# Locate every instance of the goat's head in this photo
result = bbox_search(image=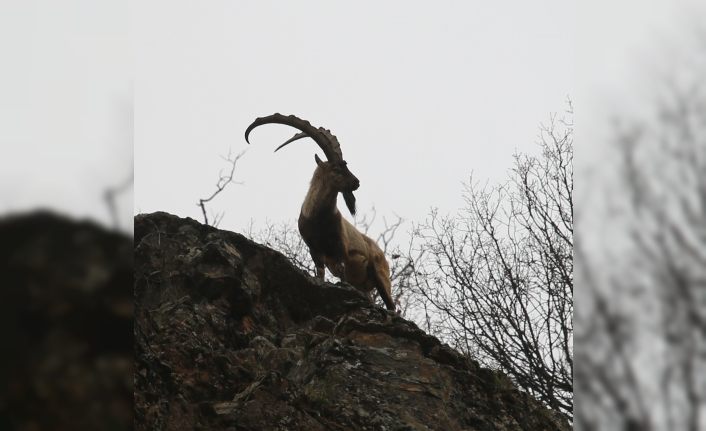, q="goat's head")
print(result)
[245,114,360,215]
[313,154,360,214]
